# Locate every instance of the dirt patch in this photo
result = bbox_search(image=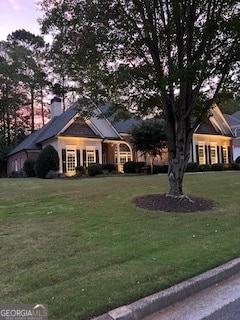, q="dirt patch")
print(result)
[134,194,215,213]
